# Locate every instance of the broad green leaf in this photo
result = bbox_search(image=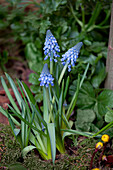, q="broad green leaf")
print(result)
[105,110,113,123]
[76,109,96,123]
[29,73,40,85]
[25,42,43,72]
[35,93,43,103]
[30,85,40,93]
[77,81,96,109]
[91,67,106,88]
[75,109,96,132]
[75,122,91,132]
[97,90,113,116]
